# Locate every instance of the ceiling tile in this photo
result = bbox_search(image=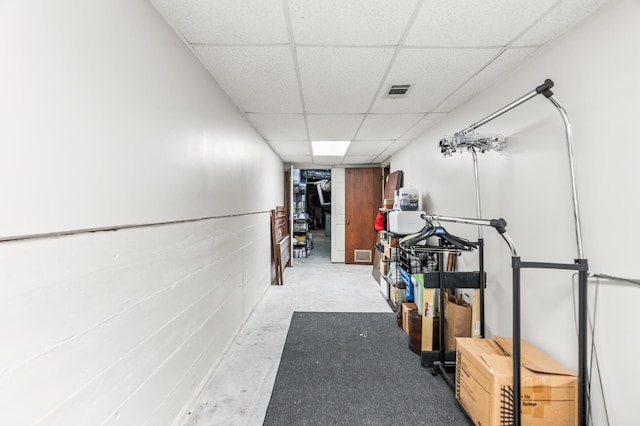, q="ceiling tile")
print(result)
[381,139,412,158]
[513,0,609,47]
[343,155,378,165]
[194,46,302,113]
[280,155,313,164]
[347,140,395,156]
[370,48,501,113]
[149,0,289,44]
[268,140,311,156]
[405,0,557,47]
[374,153,390,163]
[307,114,364,140]
[297,47,395,113]
[357,114,424,140]
[381,139,411,156]
[246,113,307,140]
[399,113,448,139]
[436,47,538,112]
[288,0,419,45]
[313,156,344,165]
